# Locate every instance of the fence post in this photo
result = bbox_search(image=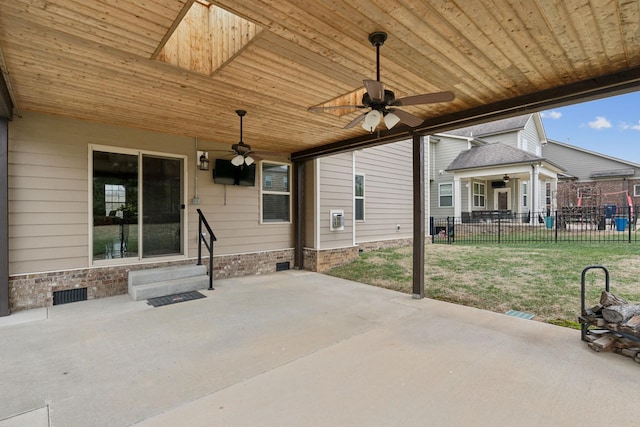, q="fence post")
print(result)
[554,209,558,243]
[430,217,434,244]
[497,215,501,244]
[629,207,632,243]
